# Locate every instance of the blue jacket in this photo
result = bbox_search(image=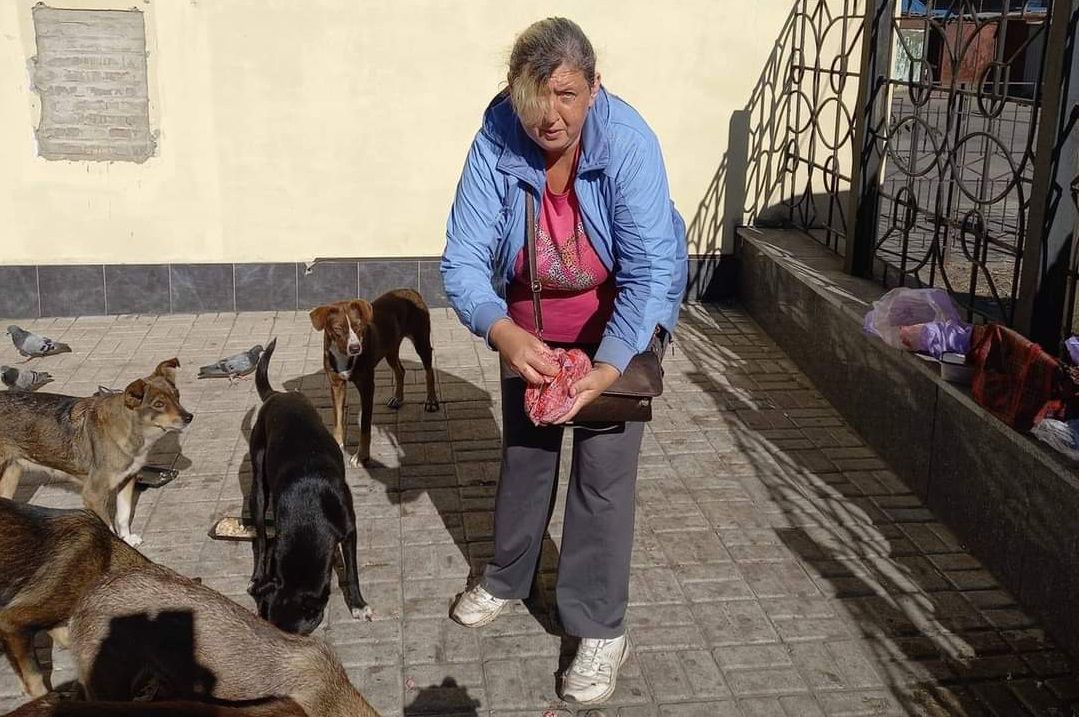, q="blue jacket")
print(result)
[441,87,688,372]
